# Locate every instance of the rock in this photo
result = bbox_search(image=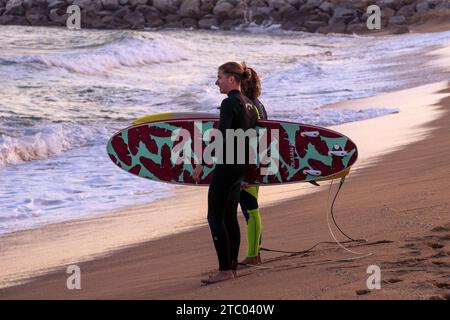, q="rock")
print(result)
[305,0,322,7]
[198,15,218,28]
[278,4,297,18]
[229,6,246,19]
[267,0,286,10]
[390,25,409,34]
[304,19,326,32]
[96,10,114,16]
[48,0,67,10]
[213,1,234,19]
[428,0,445,9]
[251,7,273,24]
[5,0,25,16]
[220,18,235,30]
[165,20,183,28]
[113,5,131,17]
[145,14,164,27]
[122,10,146,28]
[281,19,304,30]
[178,0,201,18]
[346,22,368,33]
[270,9,282,22]
[49,7,69,24]
[298,1,319,14]
[382,6,396,19]
[0,15,14,24]
[153,0,179,14]
[249,0,267,6]
[135,4,157,15]
[181,17,198,28]
[415,1,429,15]
[119,0,129,4]
[217,0,238,5]
[34,0,48,9]
[165,13,180,22]
[72,0,94,9]
[102,0,120,10]
[22,0,33,9]
[316,21,346,33]
[25,8,49,26]
[102,15,130,28]
[281,9,303,29]
[12,15,29,25]
[129,0,148,6]
[286,0,304,9]
[376,0,402,10]
[81,13,102,28]
[389,15,406,25]
[254,6,273,16]
[329,6,355,24]
[200,0,215,11]
[396,4,415,17]
[318,1,333,14]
